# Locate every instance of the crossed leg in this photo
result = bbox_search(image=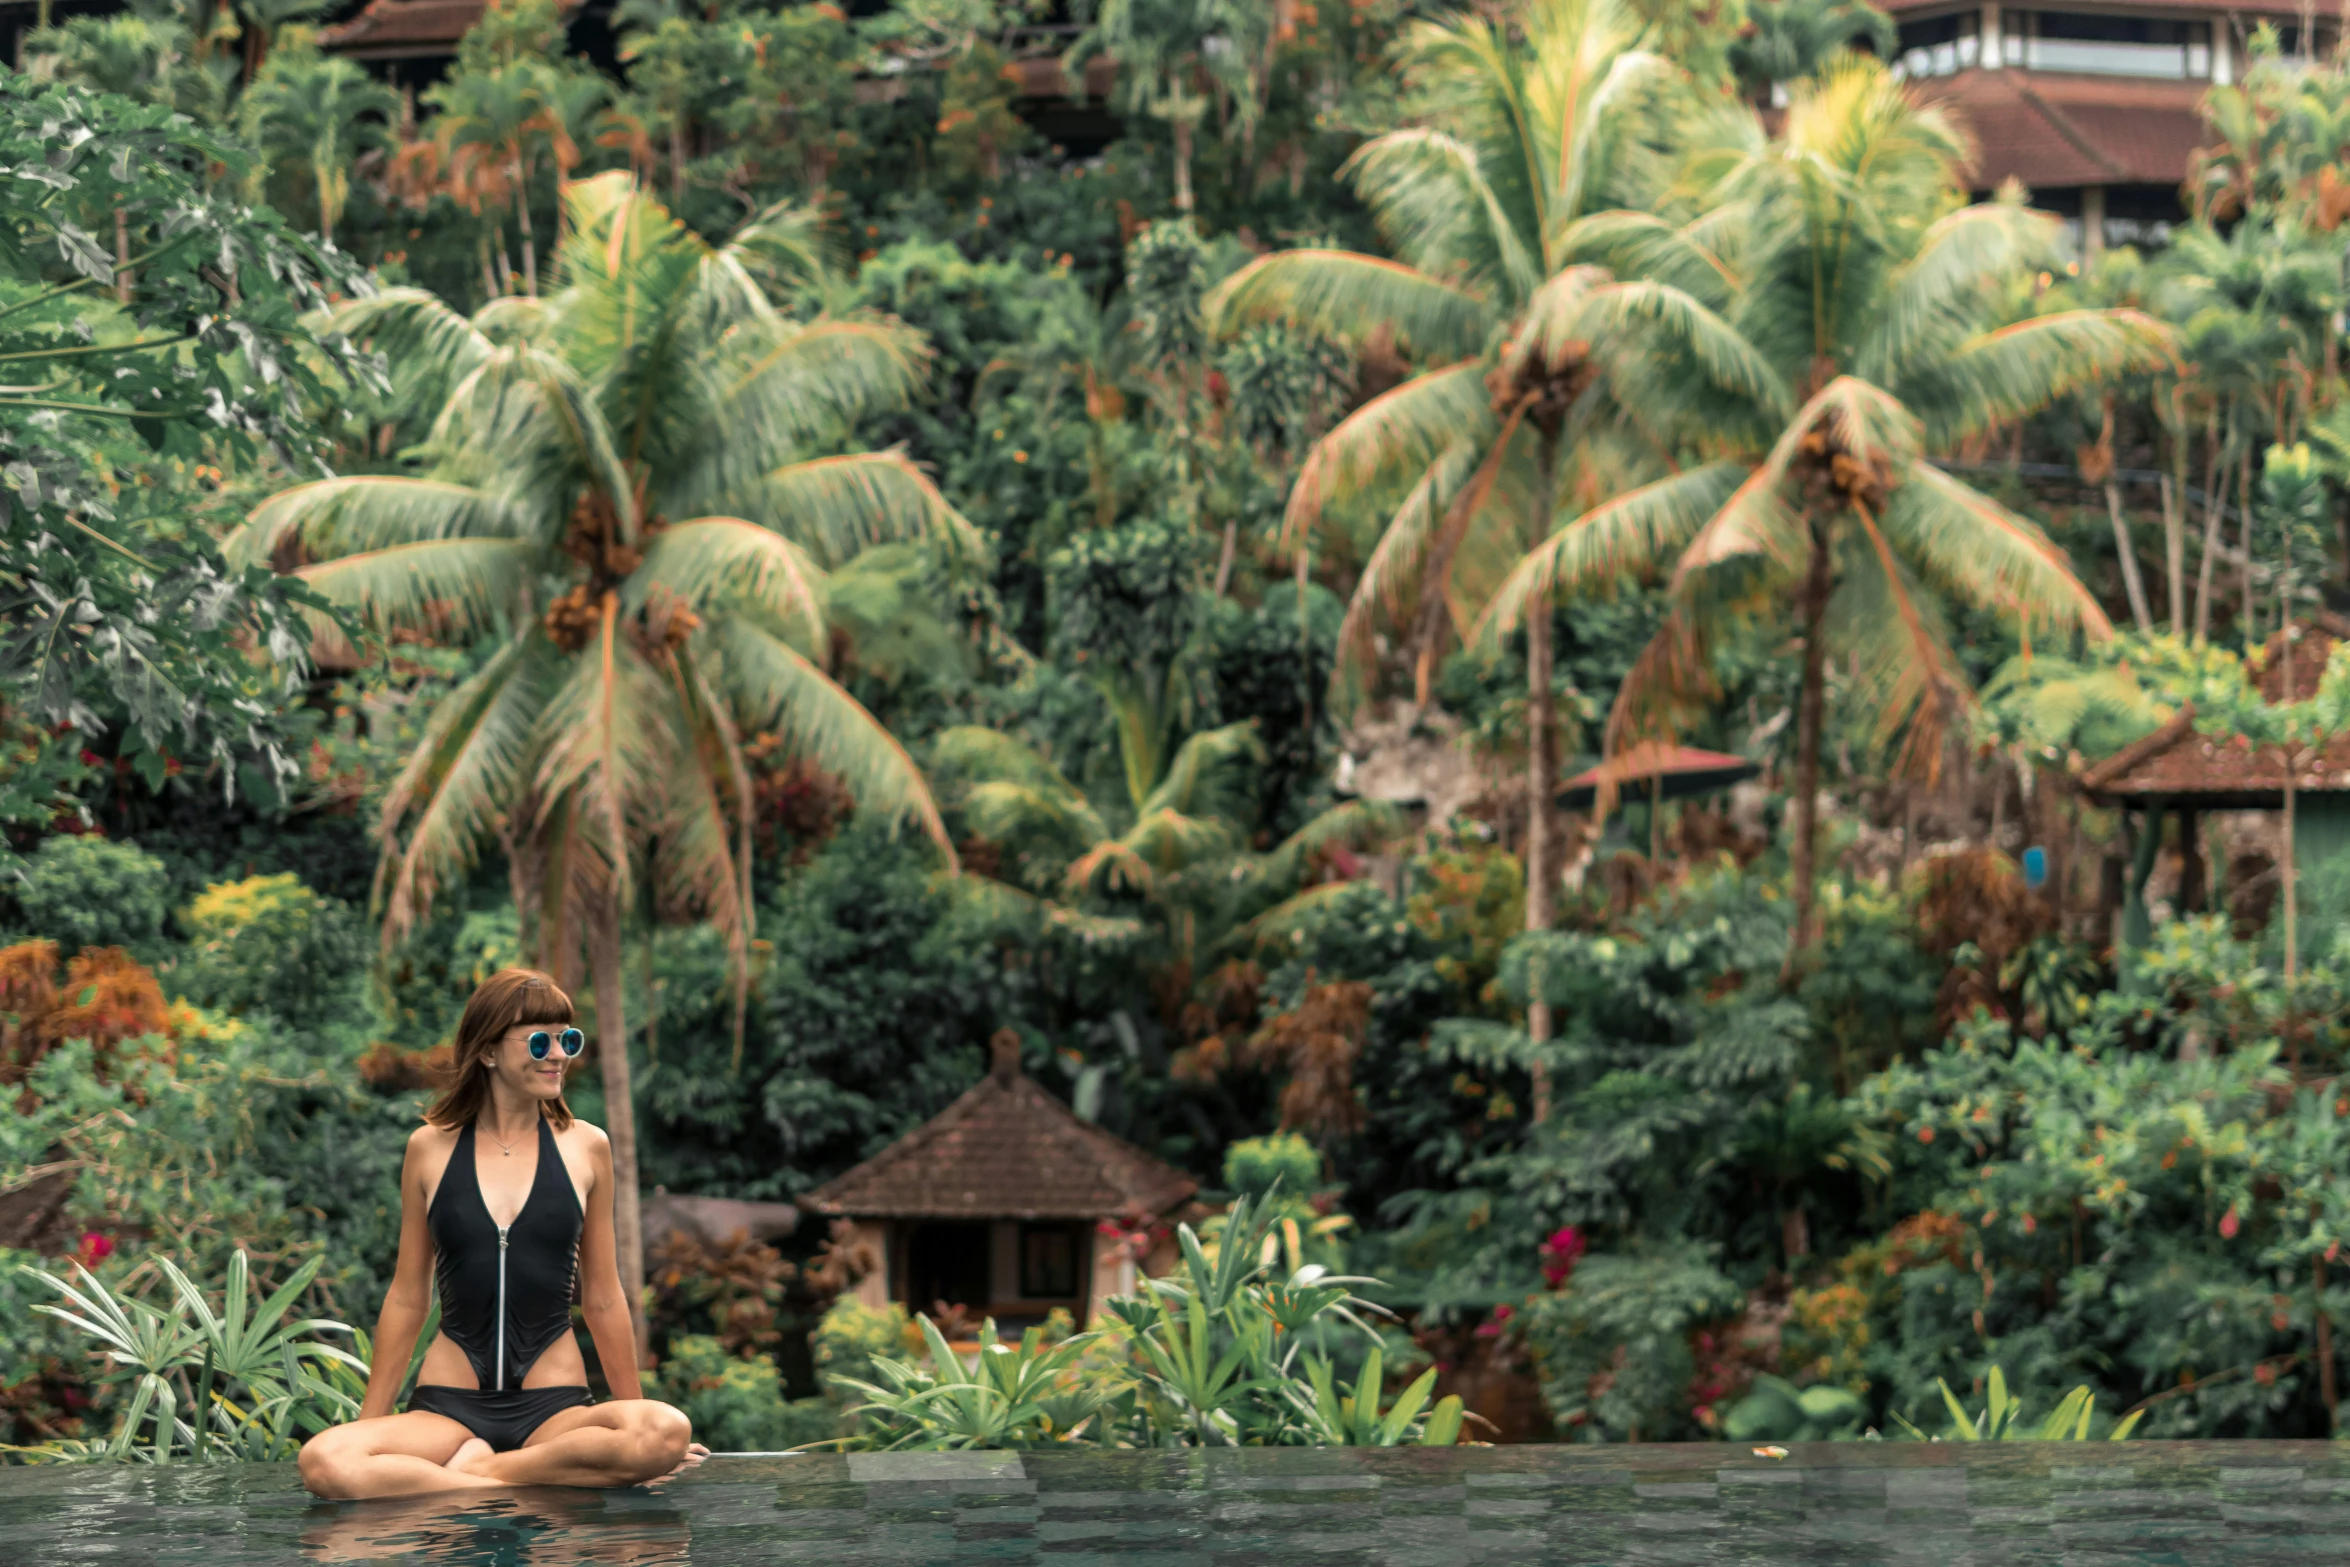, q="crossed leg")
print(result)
[298,1410,488,1499]
[299,1401,698,1500]
[445,1400,697,1489]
